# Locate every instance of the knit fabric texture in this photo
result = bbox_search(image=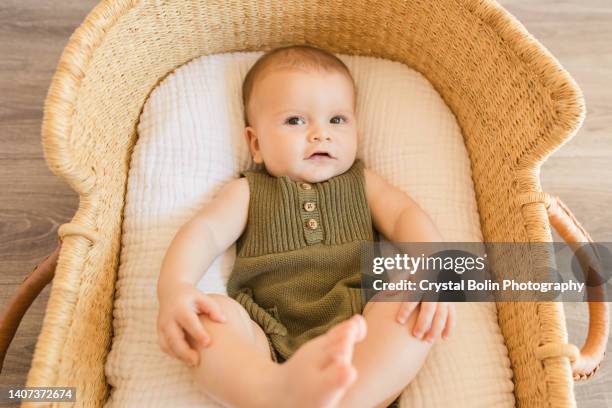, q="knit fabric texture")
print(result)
[226,158,377,362]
